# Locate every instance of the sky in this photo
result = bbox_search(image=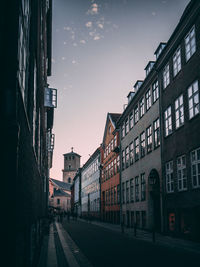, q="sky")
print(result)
[48,0,190,181]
